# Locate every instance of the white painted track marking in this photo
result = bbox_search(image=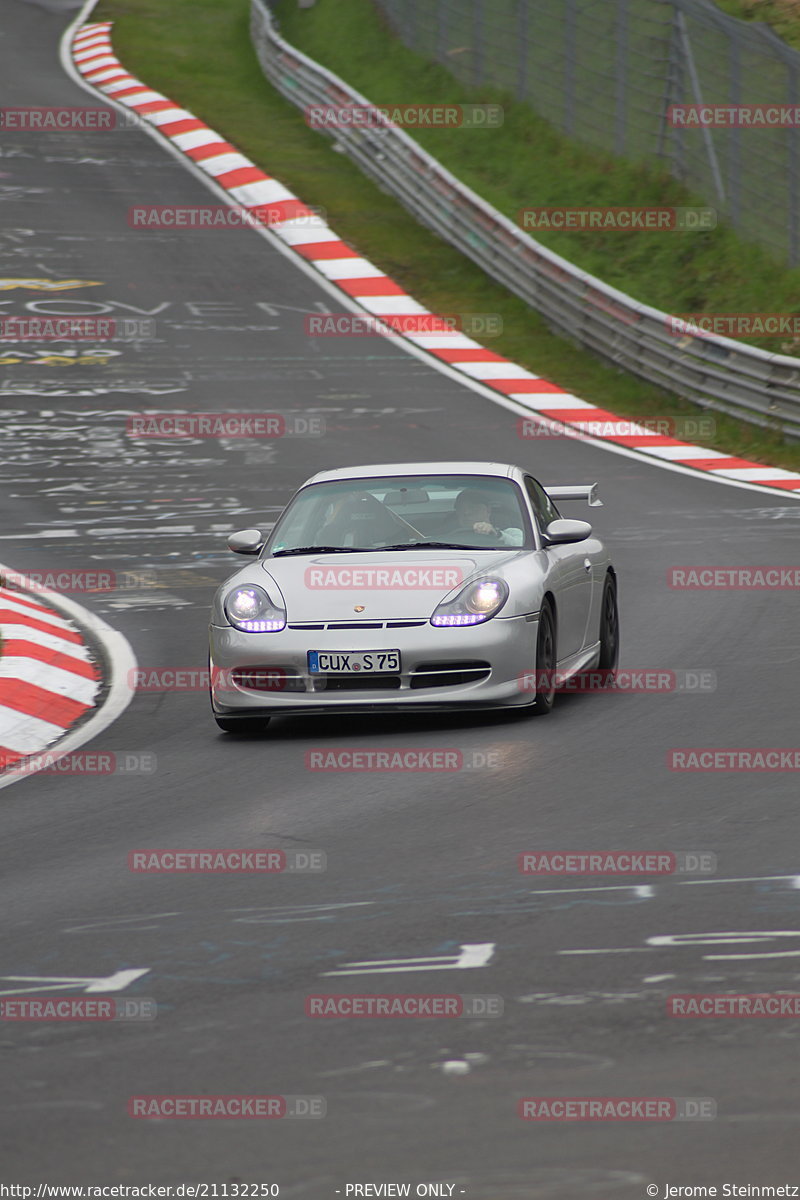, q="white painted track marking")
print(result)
[0,968,150,997]
[324,942,495,976]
